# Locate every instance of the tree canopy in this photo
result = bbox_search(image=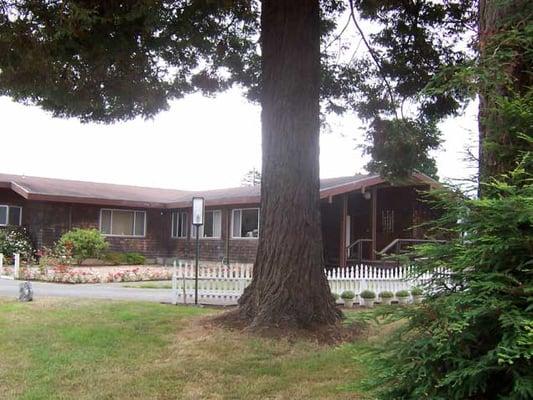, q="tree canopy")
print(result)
[1,0,482,180]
